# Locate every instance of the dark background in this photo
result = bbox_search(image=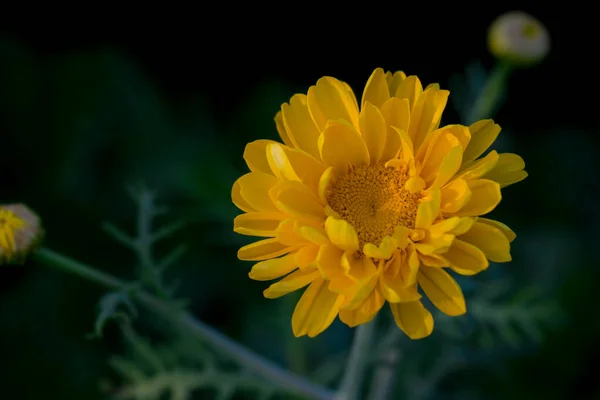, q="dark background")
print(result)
[1,7,598,400]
